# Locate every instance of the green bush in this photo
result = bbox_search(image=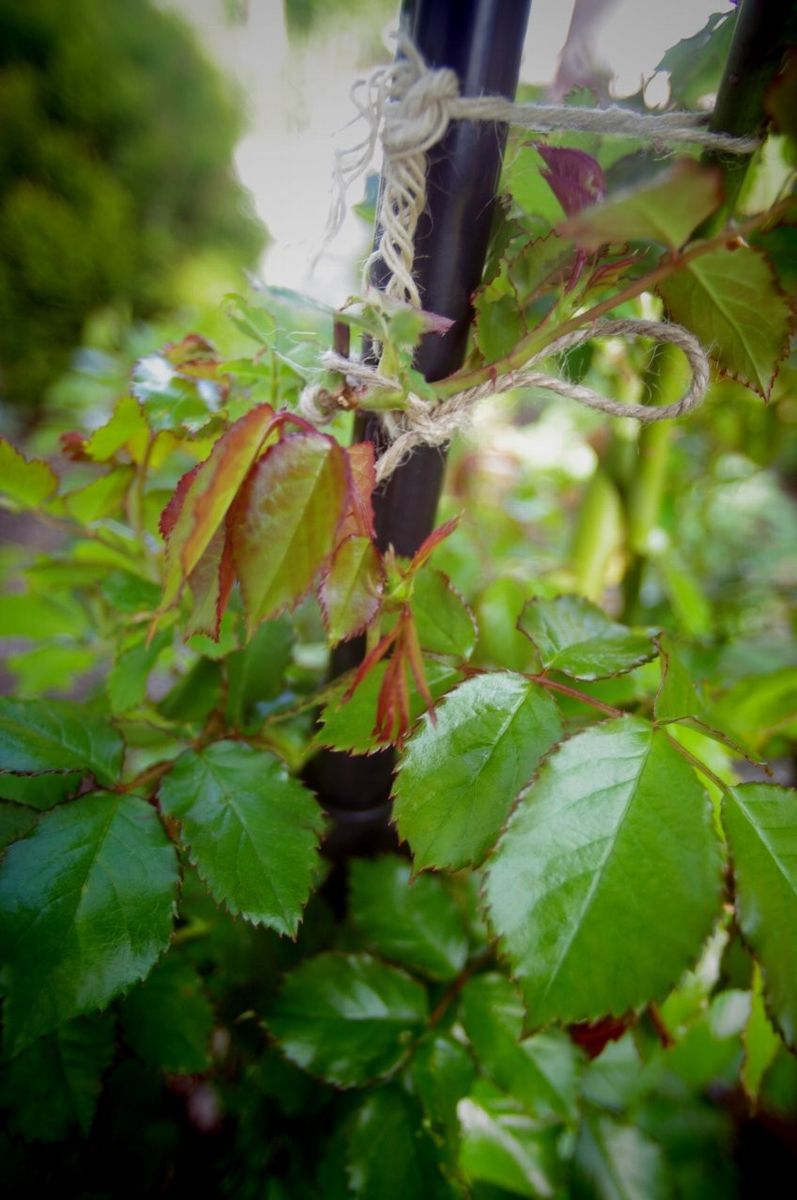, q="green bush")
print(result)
[0,0,264,411]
